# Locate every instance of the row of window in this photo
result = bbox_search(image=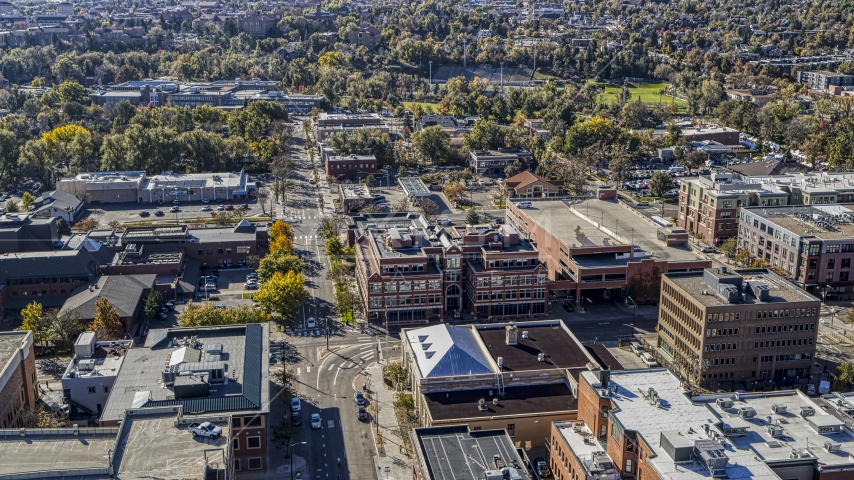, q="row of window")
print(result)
[233,458,263,471]
[196,246,251,255]
[754,353,812,362]
[474,289,546,301]
[753,338,814,348]
[382,264,426,274]
[704,357,736,367]
[369,295,442,308]
[475,275,546,287]
[704,343,736,352]
[370,280,442,294]
[486,259,538,268]
[753,322,816,334]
